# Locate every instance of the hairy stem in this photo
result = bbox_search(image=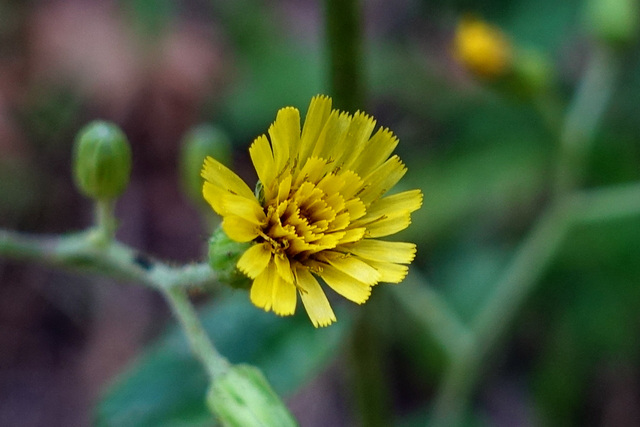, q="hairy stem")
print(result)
[0,229,218,289]
[162,286,230,379]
